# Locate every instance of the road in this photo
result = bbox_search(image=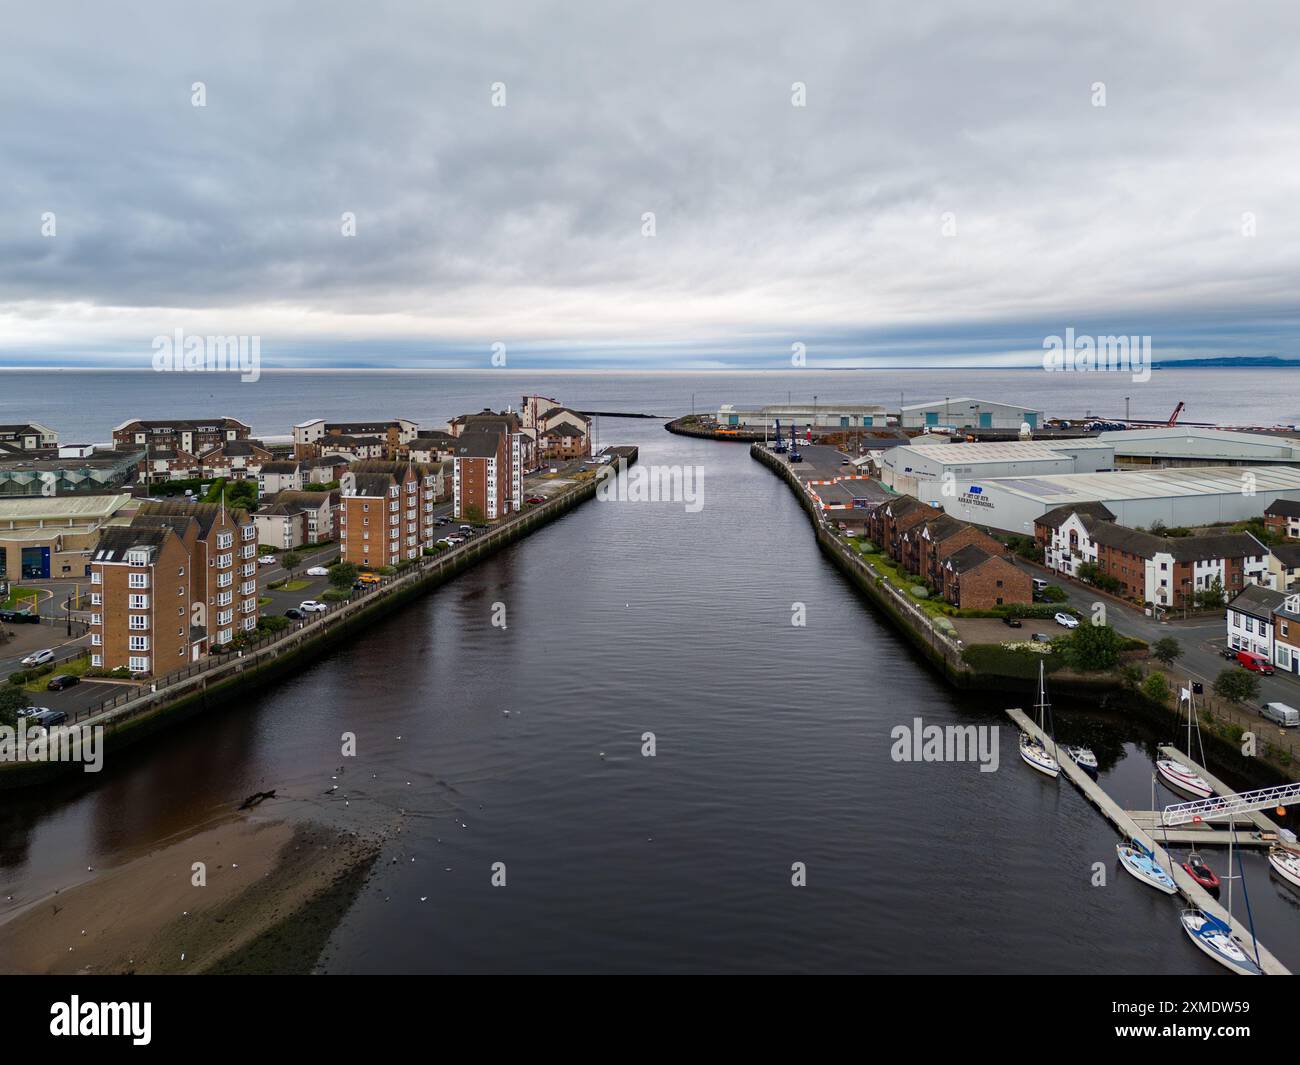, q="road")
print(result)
[1016,559,1300,708]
